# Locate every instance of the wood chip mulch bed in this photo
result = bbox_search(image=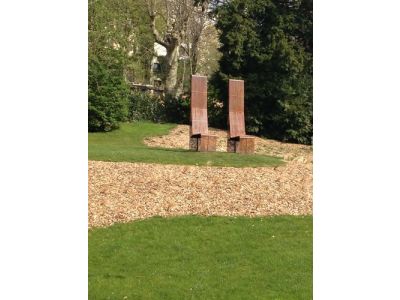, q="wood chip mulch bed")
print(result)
[89,125,312,228]
[144,125,312,163]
